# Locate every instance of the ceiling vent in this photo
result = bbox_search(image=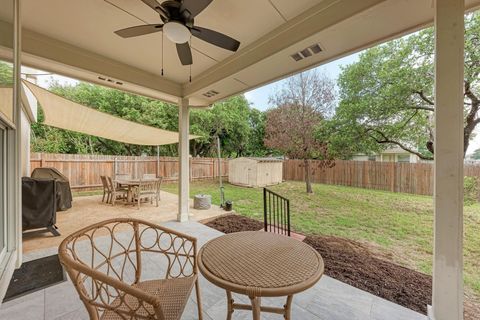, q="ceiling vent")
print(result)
[98,76,123,86]
[203,90,219,98]
[290,43,323,62]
